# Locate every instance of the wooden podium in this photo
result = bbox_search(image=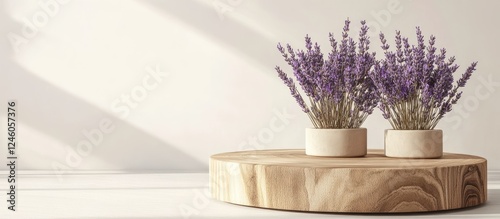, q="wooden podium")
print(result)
[210,149,487,213]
